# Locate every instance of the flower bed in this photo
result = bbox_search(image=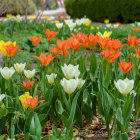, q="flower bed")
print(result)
[0,16,140,139]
